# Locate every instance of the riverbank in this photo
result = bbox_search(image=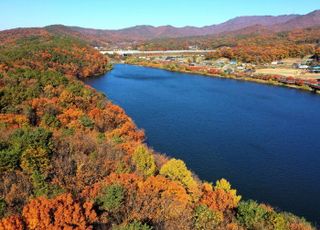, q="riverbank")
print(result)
[124,61,320,94]
[86,64,320,226]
